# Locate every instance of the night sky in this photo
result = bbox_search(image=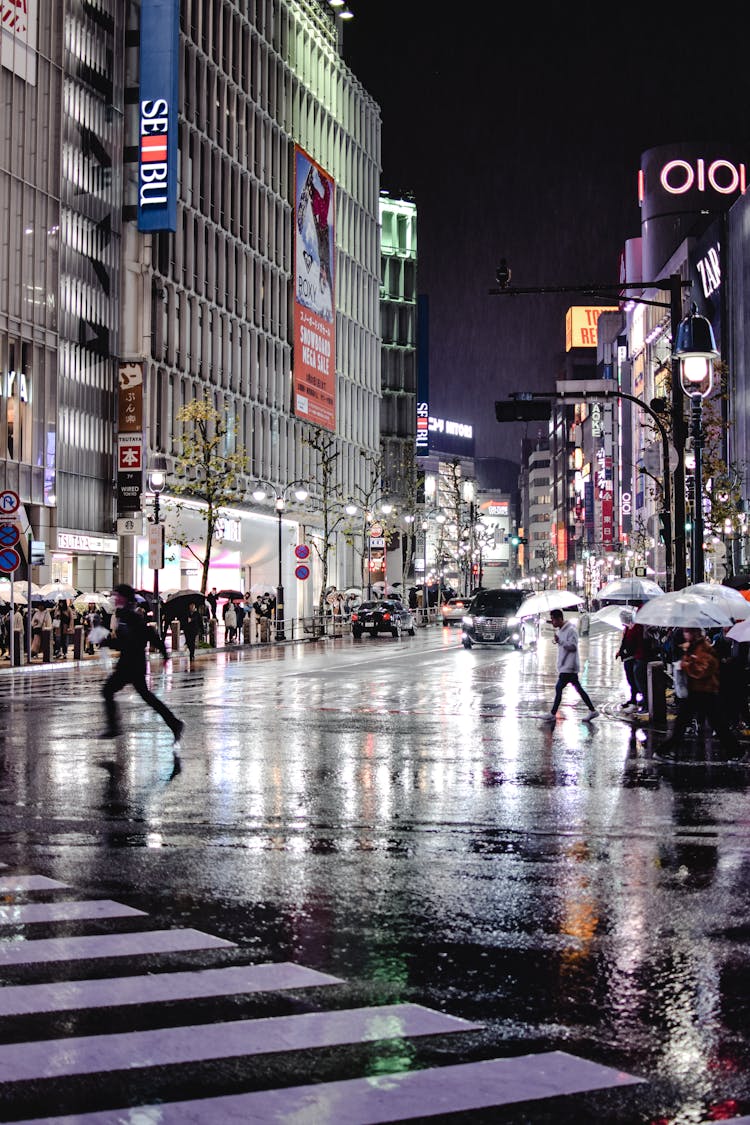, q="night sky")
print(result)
[342,6,750,466]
